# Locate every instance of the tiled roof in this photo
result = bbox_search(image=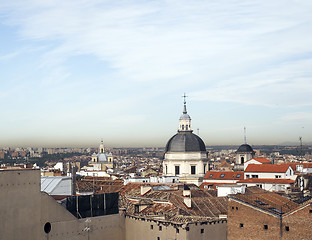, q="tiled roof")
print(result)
[245,164,290,173]
[200,182,236,190]
[203,171,244,180]
[246,158,271,164]
[76,178,124,193]
[229,187,299,215]
[238,178,295,184]
[287,162,312,171]
[119,184,228,222]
